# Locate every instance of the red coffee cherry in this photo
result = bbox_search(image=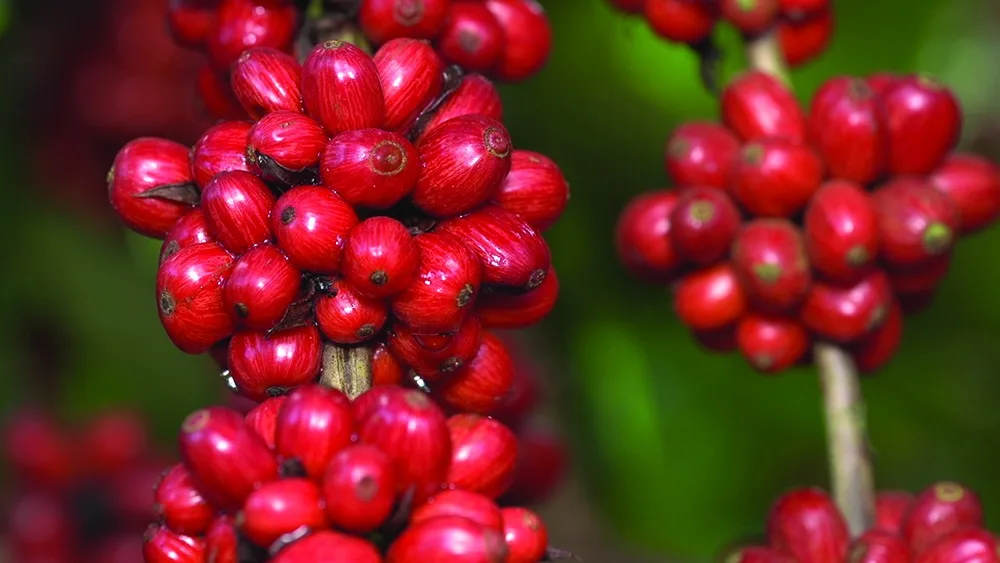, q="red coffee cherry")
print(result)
[359,0,452,45]
[878,75,962,175]
[485,0,553,82]
[375,38,446,133]
[387,515,509,563]
[143,524,206,563]
[223,244,301,330]
[302,40,385,135]
[721,0,780,36]
[166,0,216,49]
[320,128,420,209]
[154,464,214,537]
[809,76,885,185]
[239,478,325,548]
[271,185,359,274]
[615,189,684,284]
[851,300,903,374]
[767,487,850,563]
[874,490,915,535]
[206,0,296,71]
[866,73,900,97]
[803,180,880,284]
[156,242,235,354]
[501,507,549,563]
[886,253,951,297]
[673,263,747,331]
[161,209,215,265]
[247,111,328,177]
[202,170,276,255]
[670,185,742,266]
[736,314,810,373]
[731,219,812,313]
[388,314,483,380]
[412,490,504,531]
[913,529,1000,563]
[274,384,353,479]
[644,0,717,44]
[801,269,893,343]
[873,177,960,267]
[108,137,195,238]
[372,341,408,386]
[903,482,985,554]
[930,154,1000,234]
[778,10,834,67]
[722,70,807,143]
[607,0,645,13]
[446,413,518,499]
[691,325,739,353]
[418,74,504,140]
[477,264,559,329]
[244,395,288,449]
[206,516,239,563]
[197,64,250,121]
[437,330,515,413]
[731,138,824,217]
[315,278,389,344]
[272,531,382,563]
[2,410,74,487]
[322,444,397,533]
[848,530,911,563]
[778,0,830,19]
[499,426,566,506]
[79,410,148,476]
[664,122,742,190]
[728,547,799,563]
[342,217,421,299]
[495,149,570,232]
[178,407,279,510]
[438,2,504,73]
[230,47,303,119]
[191,121,252,188]
[227,326,323,401]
